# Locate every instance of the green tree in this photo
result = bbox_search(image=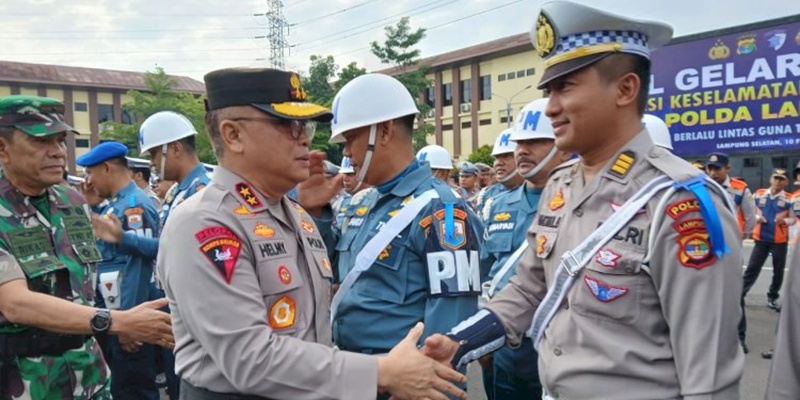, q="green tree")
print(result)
[467,145,494,166]
[101,67,215,164]
[302,56,368,166]
[303,55,338,107]
[370,17,433,153]
[334,62,367,92]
